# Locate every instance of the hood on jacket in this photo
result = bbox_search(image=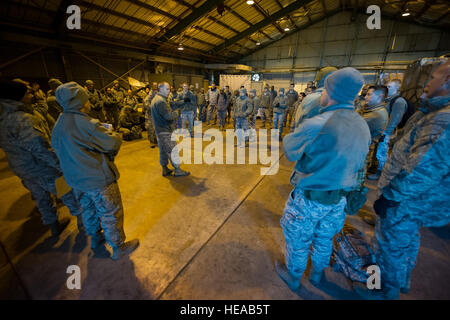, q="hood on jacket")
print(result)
[55,82,89,112]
